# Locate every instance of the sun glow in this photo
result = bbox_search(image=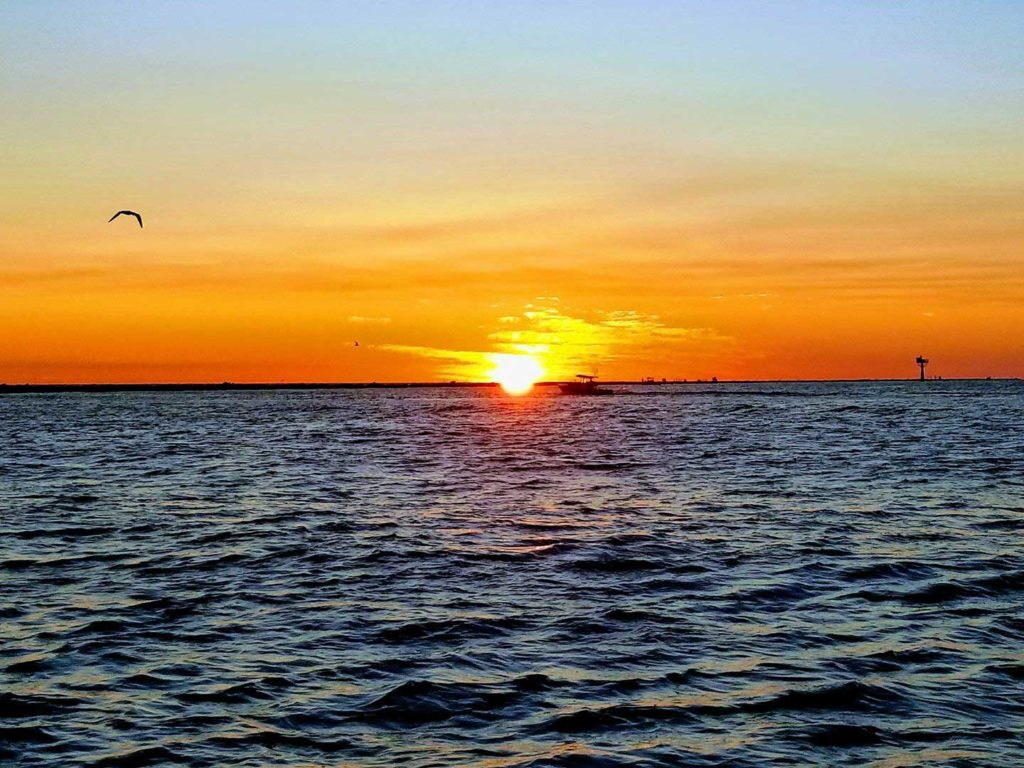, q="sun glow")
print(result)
[490,354,545,395]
